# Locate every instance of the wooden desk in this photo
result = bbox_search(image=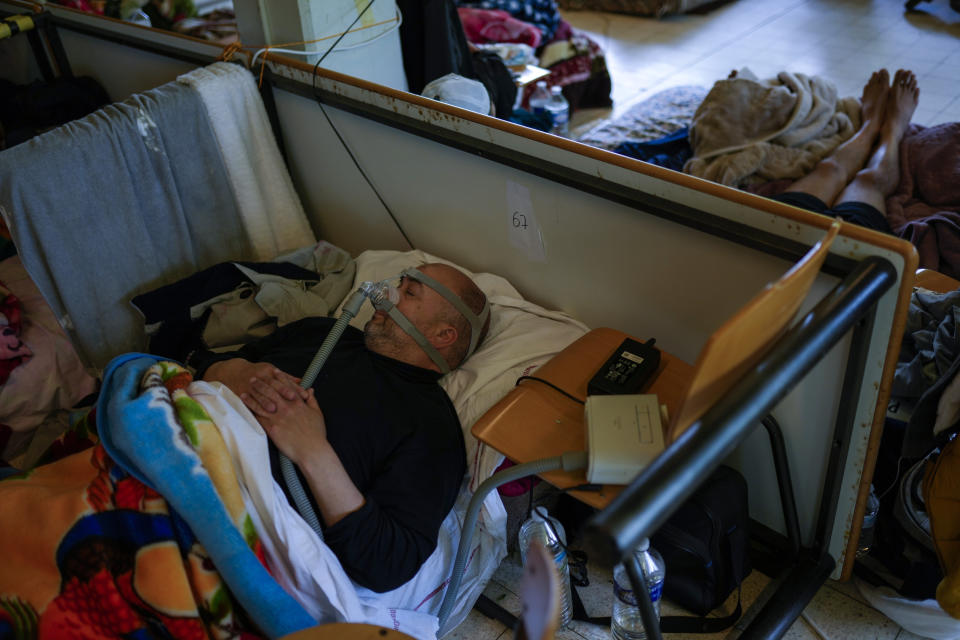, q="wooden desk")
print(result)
[471,328,693,509]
